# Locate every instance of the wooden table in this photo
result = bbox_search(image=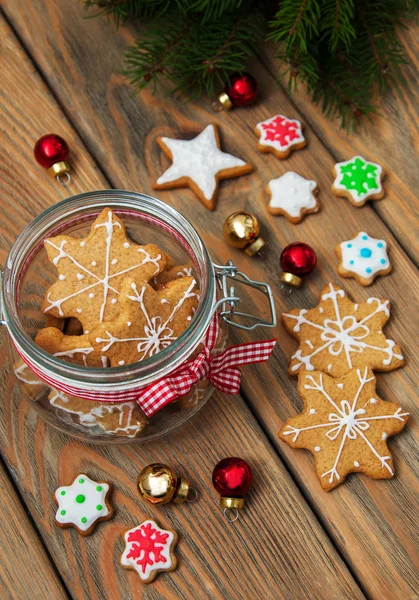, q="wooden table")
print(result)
[0,3,418,599]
